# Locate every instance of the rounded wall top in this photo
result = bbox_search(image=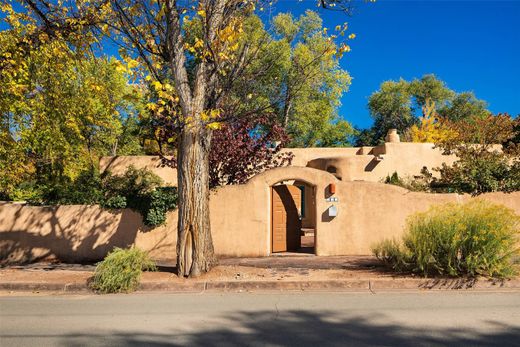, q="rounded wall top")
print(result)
[249,166,339,188]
